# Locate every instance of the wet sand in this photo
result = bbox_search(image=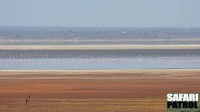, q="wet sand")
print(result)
[0,69,200,112]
